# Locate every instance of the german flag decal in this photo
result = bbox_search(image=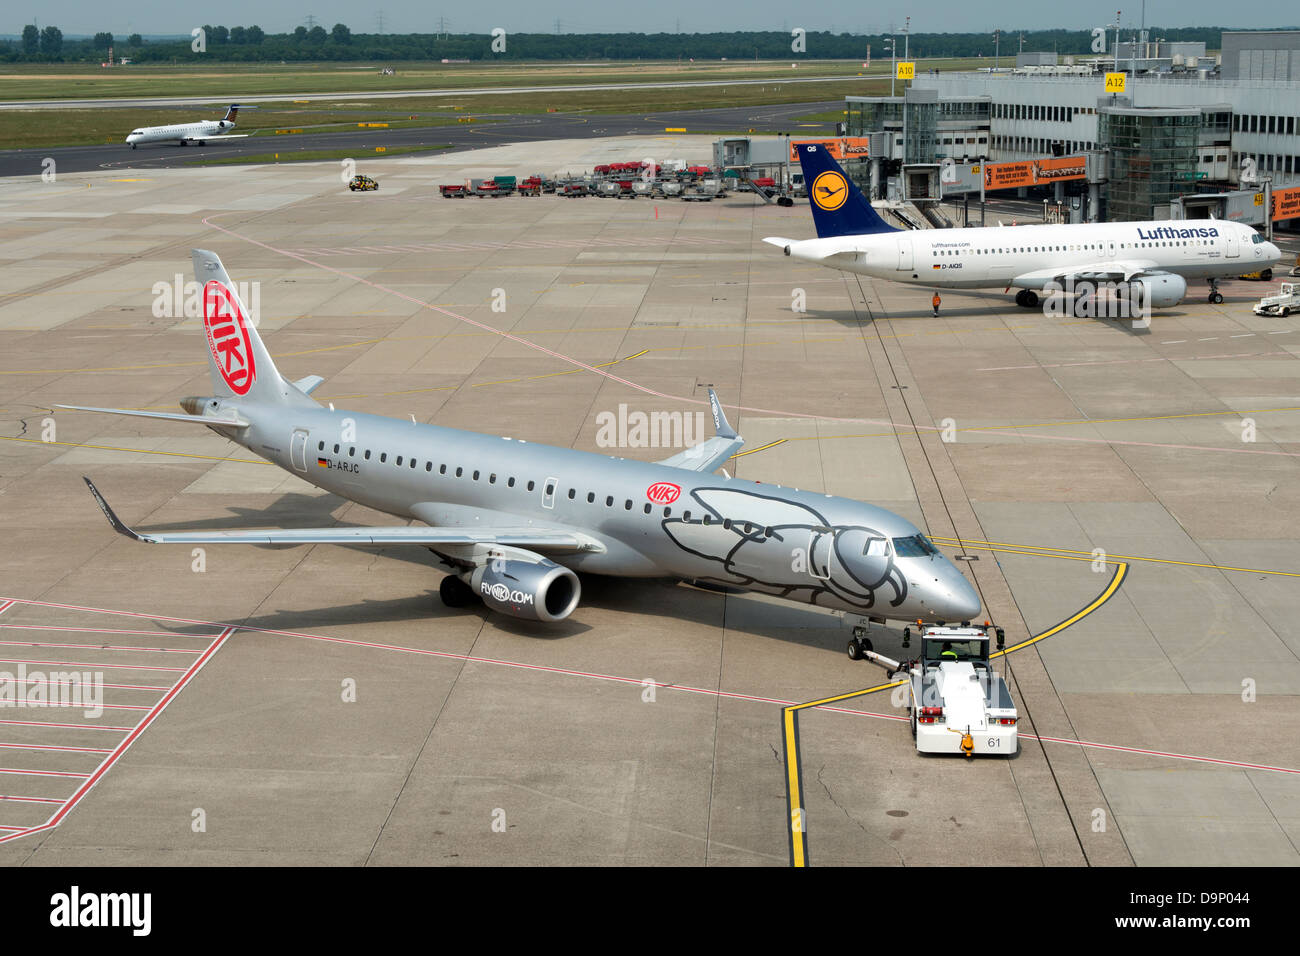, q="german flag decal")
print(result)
[932,264,941,270]
[317,457,329,468]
